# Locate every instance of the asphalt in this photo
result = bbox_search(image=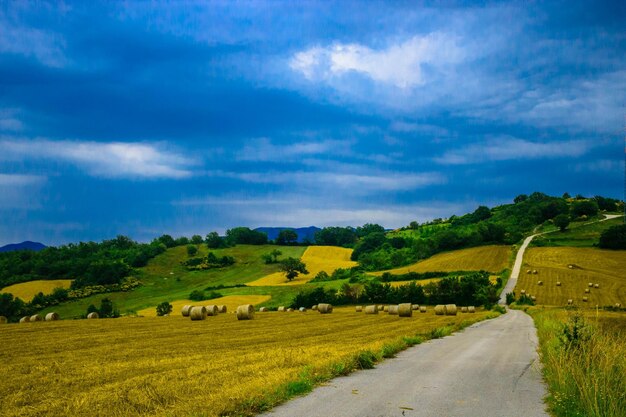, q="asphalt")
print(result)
[257,310,548,417]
